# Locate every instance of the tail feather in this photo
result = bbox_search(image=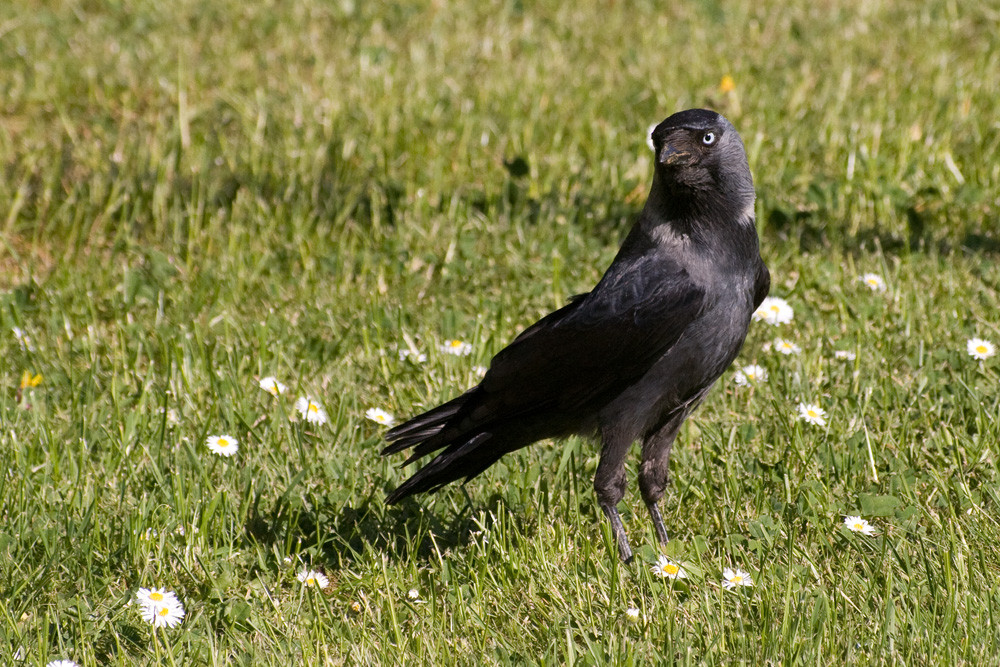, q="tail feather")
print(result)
[381,391,472,456]
[383,387,527,504]
[385,432,501,504]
